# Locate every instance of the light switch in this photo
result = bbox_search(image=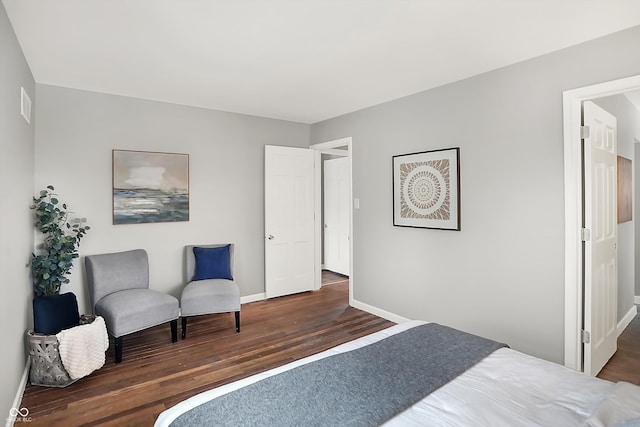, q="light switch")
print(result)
[354,198,360,209]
